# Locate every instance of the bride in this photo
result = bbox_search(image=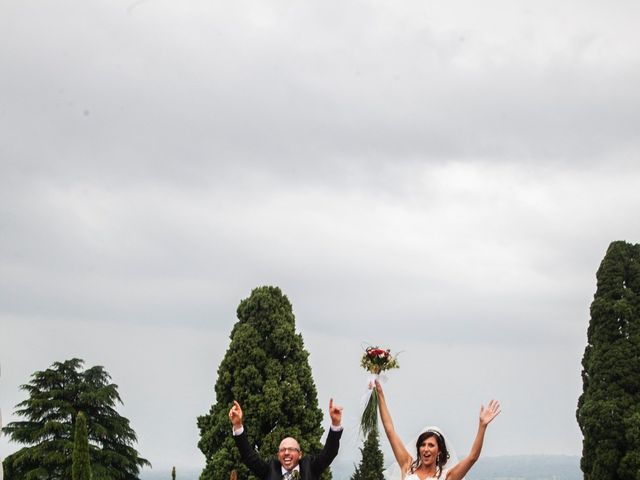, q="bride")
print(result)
[375,381,500,480]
